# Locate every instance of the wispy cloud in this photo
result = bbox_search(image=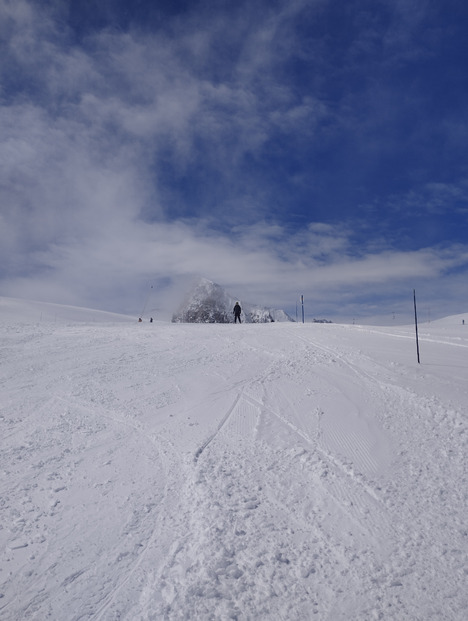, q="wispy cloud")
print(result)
[1,0,467,321]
